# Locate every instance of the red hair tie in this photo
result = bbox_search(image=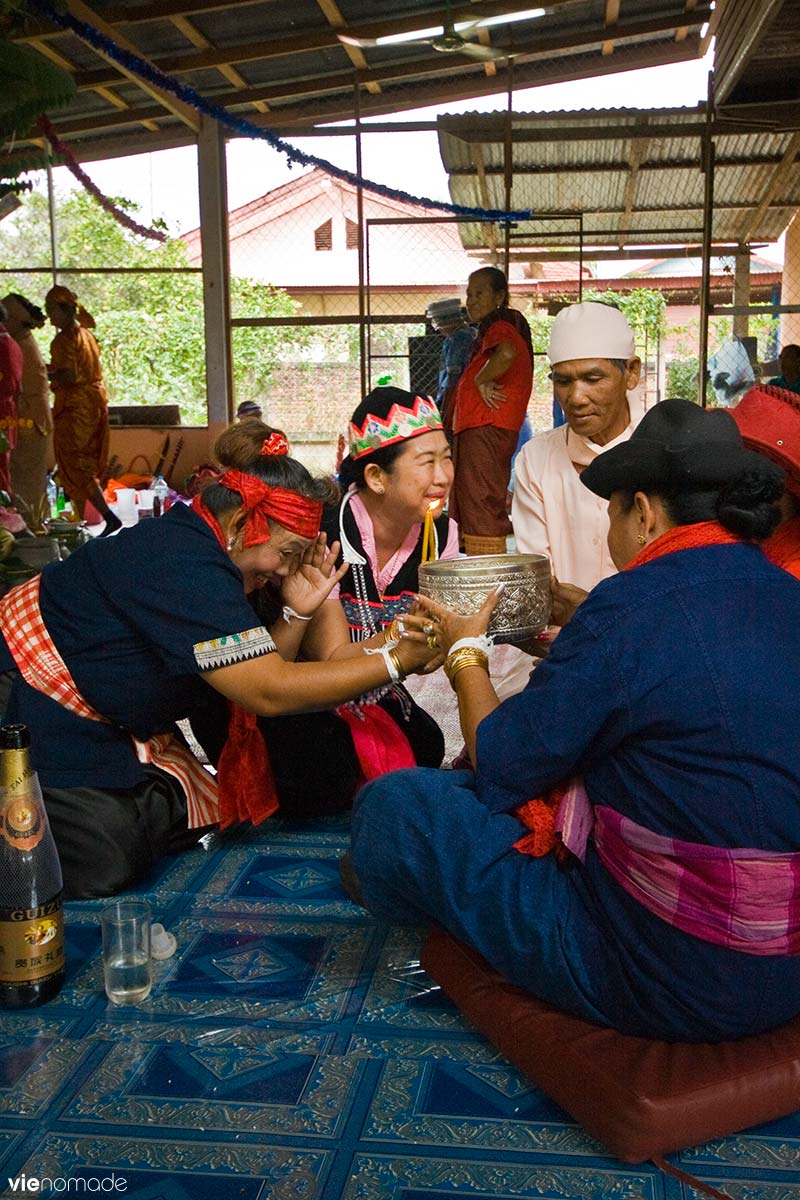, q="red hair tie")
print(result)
[261,432,289,456]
